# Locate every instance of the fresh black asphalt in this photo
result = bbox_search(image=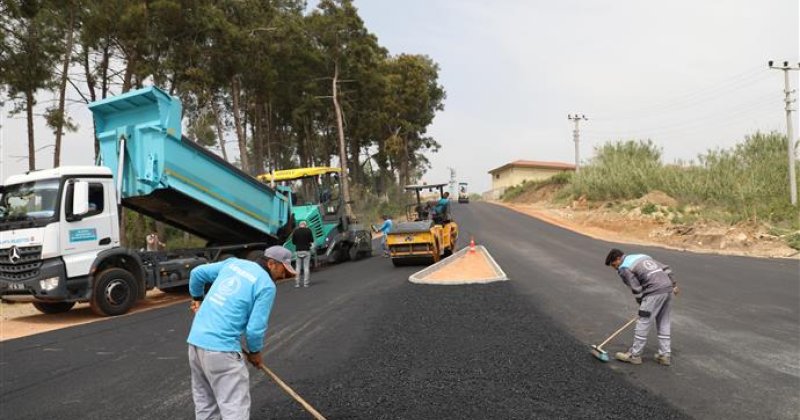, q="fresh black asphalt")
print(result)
[1,202,797,419]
